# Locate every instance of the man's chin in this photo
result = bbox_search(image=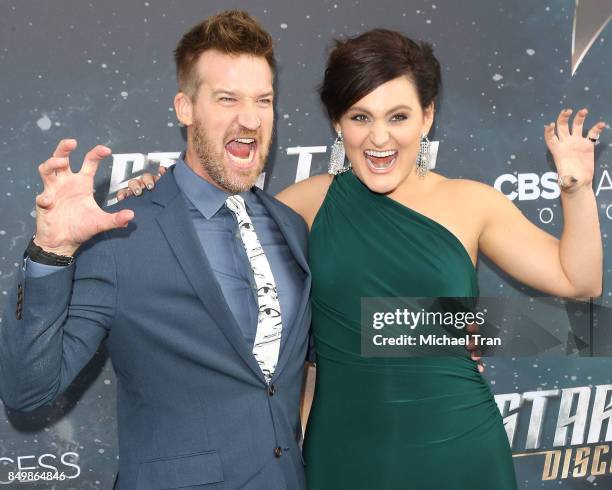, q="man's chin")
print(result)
[217,167,264,194]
